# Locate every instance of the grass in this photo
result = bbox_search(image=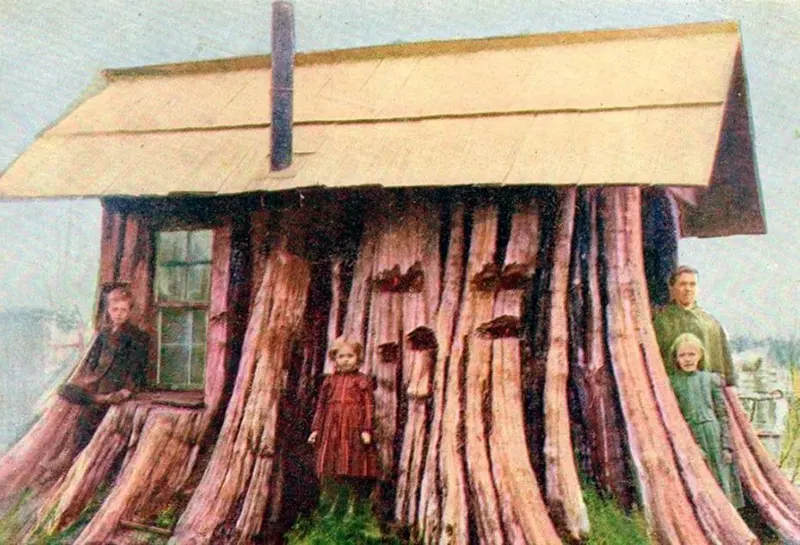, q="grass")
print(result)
[23,483,110,545]
[582,485,651,545]
[0,490,35,543]
[285,480,403,545]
